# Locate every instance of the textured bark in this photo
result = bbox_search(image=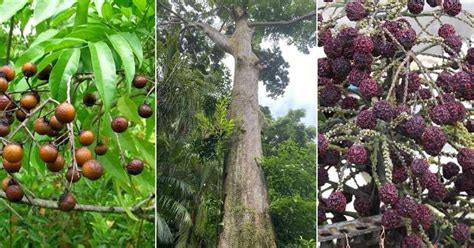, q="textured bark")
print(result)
[217,8,276,248]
